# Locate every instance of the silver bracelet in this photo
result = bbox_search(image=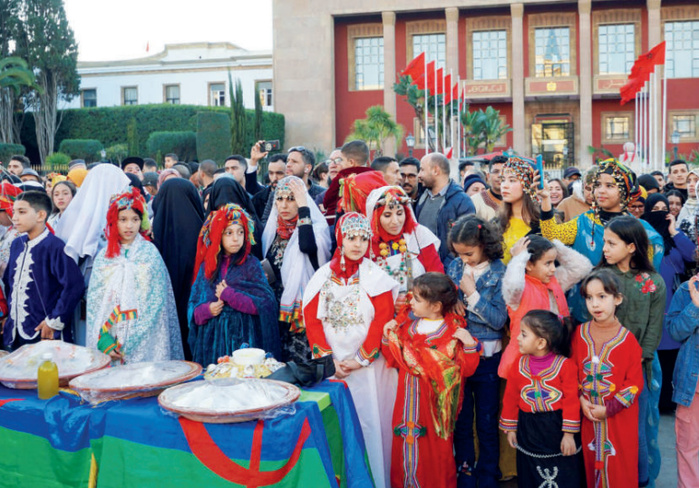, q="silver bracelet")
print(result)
[298,217,312,226]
